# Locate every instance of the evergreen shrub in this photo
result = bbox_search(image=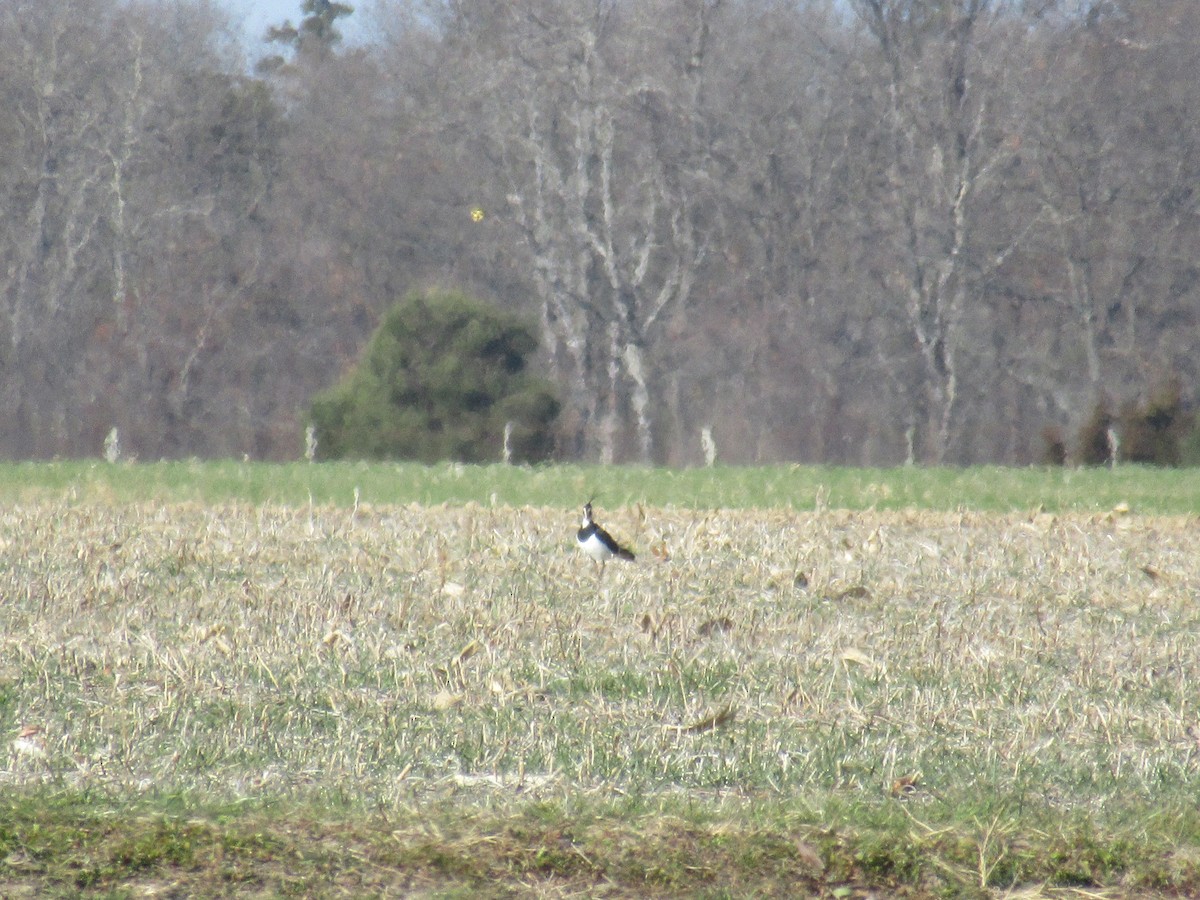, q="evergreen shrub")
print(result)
[309,290,560,463]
